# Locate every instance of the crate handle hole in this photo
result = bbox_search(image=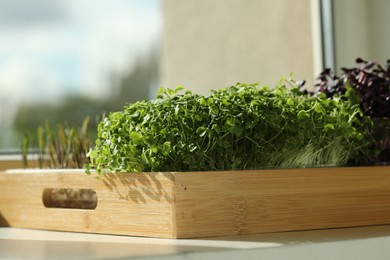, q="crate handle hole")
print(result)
[42,188,98,210]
